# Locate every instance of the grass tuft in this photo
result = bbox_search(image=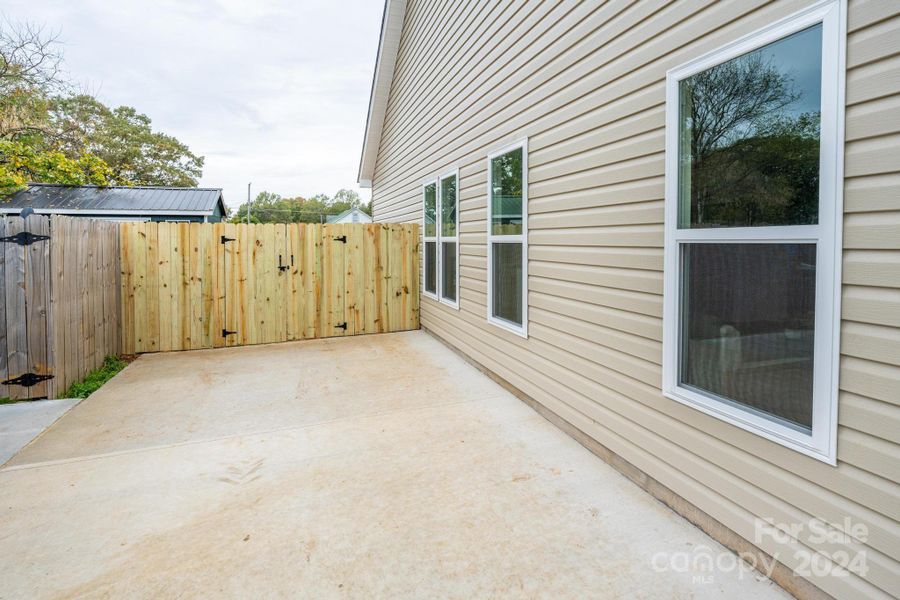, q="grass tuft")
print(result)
[63,355,130,399]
